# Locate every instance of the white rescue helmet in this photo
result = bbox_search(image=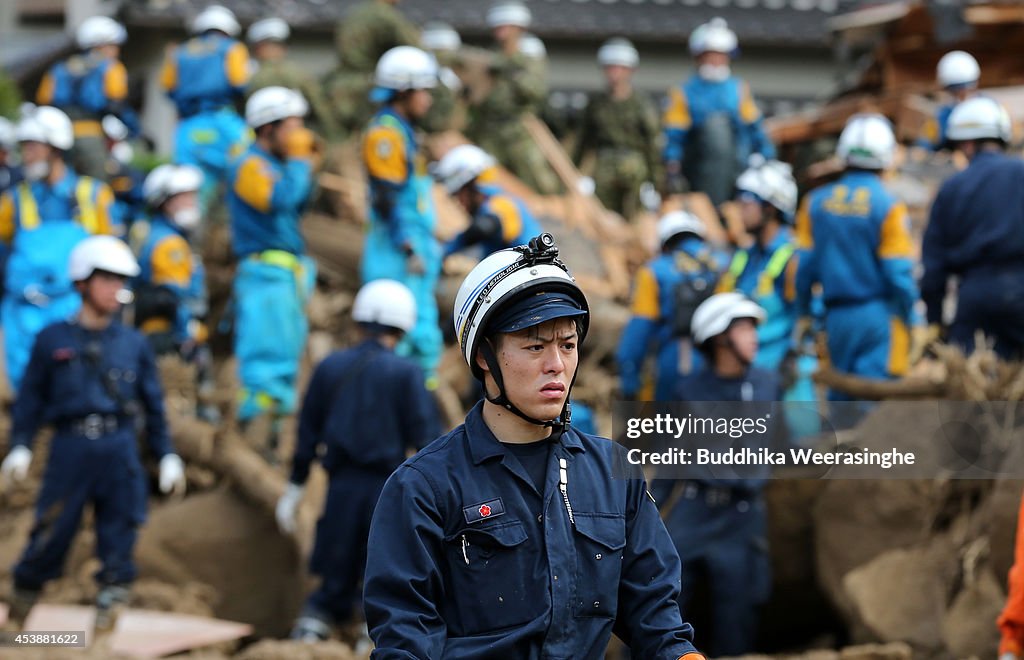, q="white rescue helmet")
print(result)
[836,113,896,170]
[937,50,980,89]
[76,16,127,50]
[453,233,589,380]
[657,210,706,247]
[421,22,461,53]
[17,106,74,151]
[691,292,765,346]
[486,1,532,29]
[373,46,438,92]
[946,96,1012,143]
[689,17,738,56]
[435,144,497,194]
[143,164,204,208]
[597,38,639,68]
[352,279,417,334]
[519,34,546,59]
[191,5,241,37]
[68,235,140,282]
[245,86,308,128]
[735,158,798,221]
[247,17,290,44]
